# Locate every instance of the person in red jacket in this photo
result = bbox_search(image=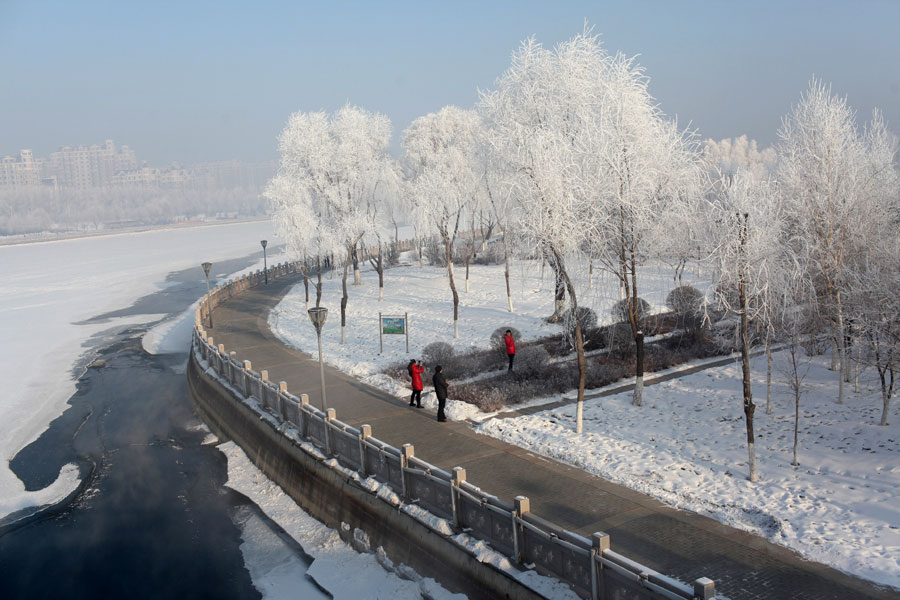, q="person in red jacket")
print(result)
[504,329,516,372]
[409,360,424,407]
